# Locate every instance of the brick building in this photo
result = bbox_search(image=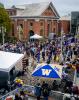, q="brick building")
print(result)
[6,2,60,40]
[59,15,70,34]
[6,2,70,40]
